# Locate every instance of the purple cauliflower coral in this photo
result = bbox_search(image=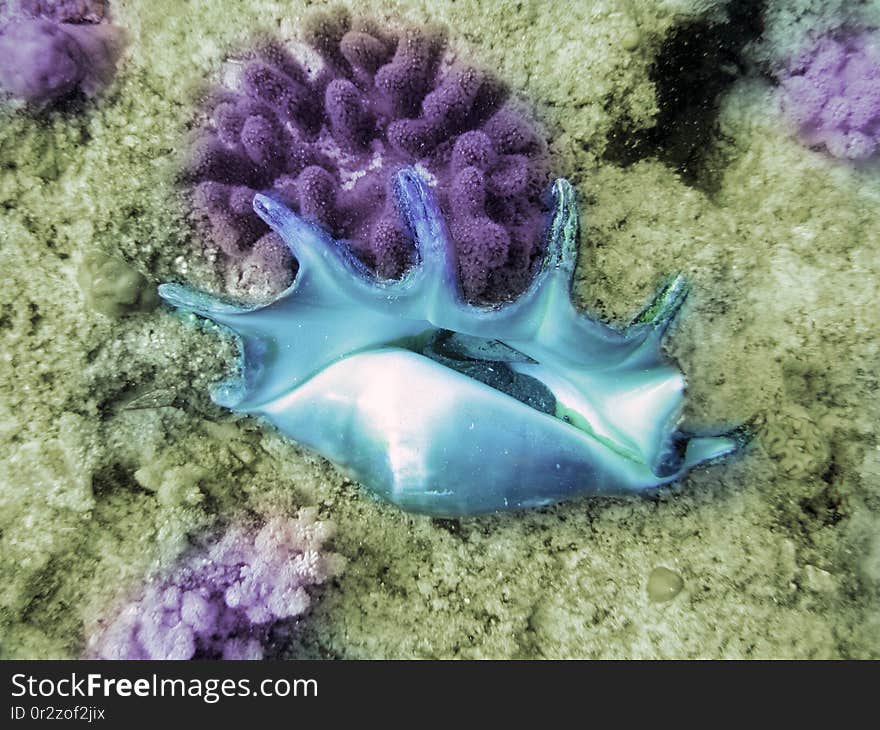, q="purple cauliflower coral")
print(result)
[86,509,345,660]
[16,0,108,23]
[187,7,552,303]
[778,30,880,160]
[0,0,124,104]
